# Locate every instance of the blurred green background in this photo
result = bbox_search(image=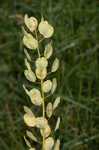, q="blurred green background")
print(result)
[0,0,99,149]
